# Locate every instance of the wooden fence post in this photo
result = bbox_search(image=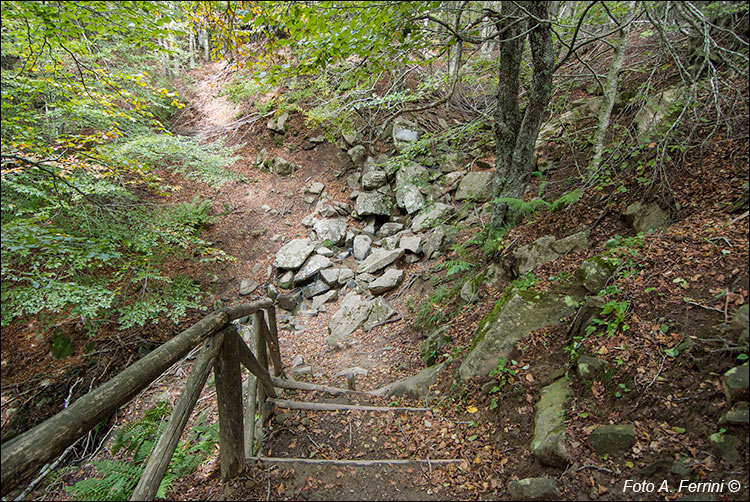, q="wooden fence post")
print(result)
[214,325,244,482]
[263,307,284,377]
[253,311,269,446]
[130,330,226,501]
[242,327,258,459]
